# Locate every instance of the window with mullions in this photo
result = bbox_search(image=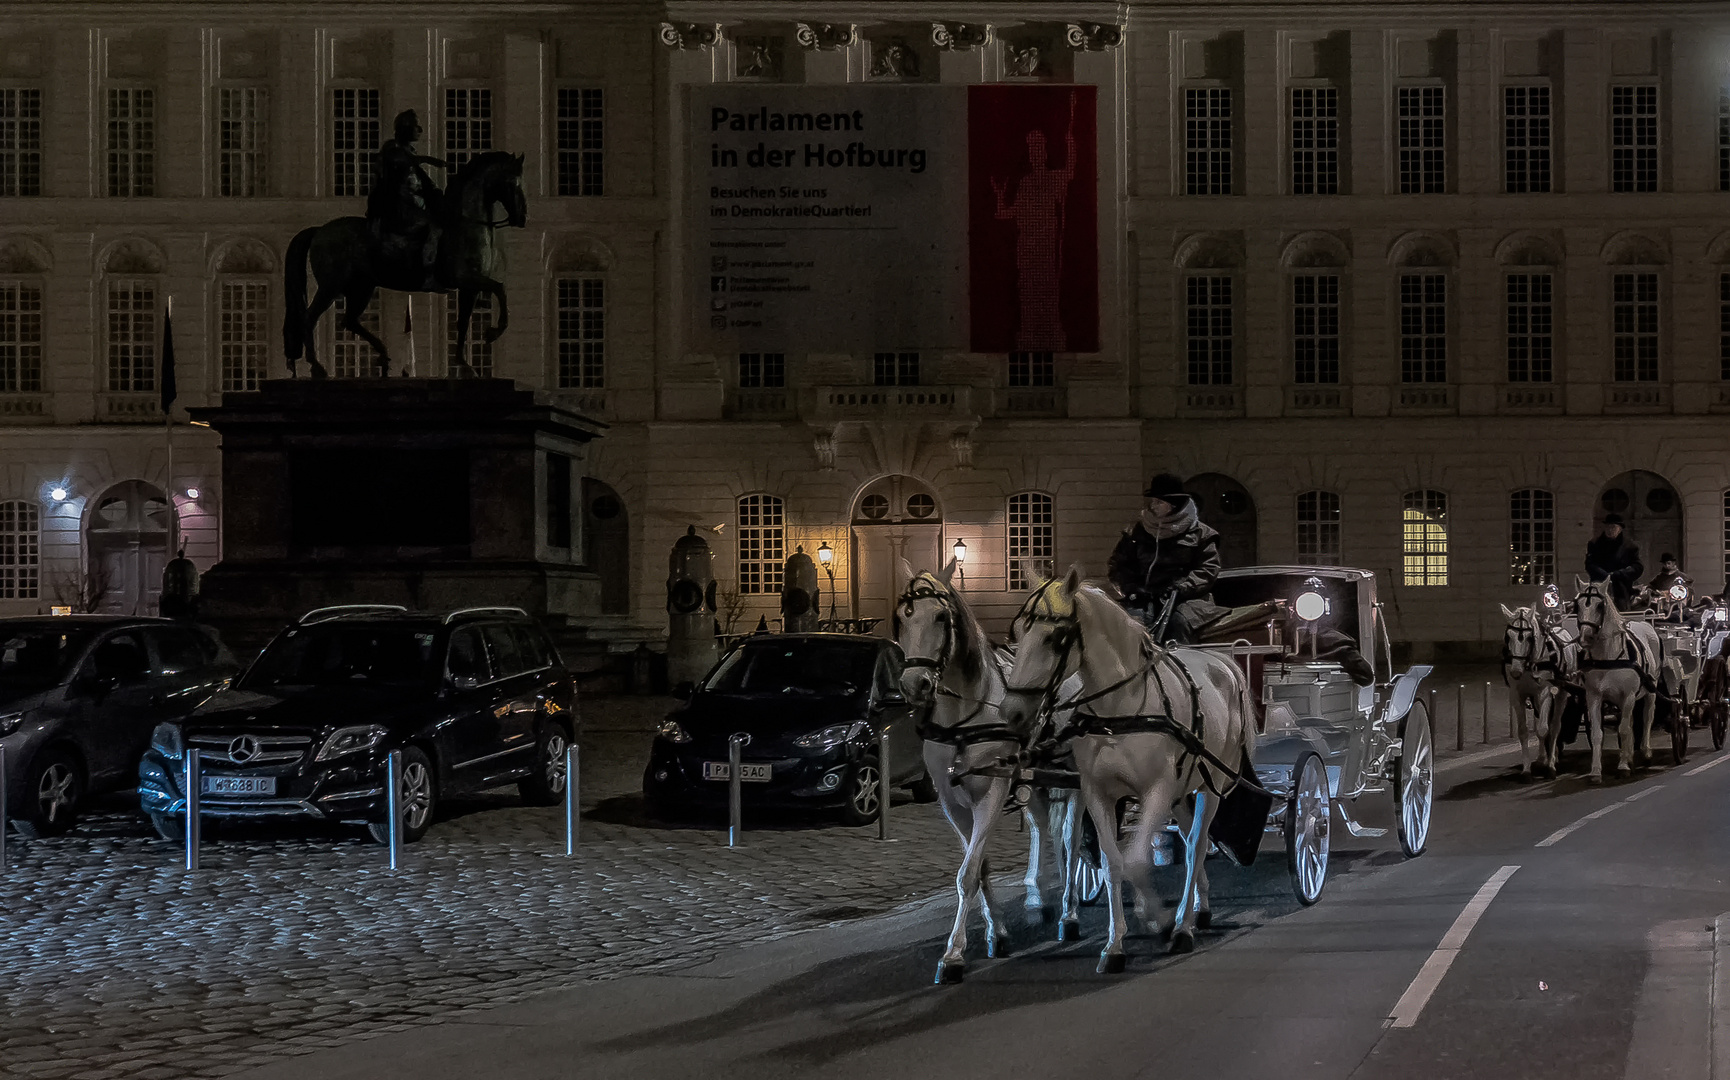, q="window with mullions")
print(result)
[1399,274,1446,384]
[1185,275,1232,385]
[444,88,492,170]
[1505,86,1551,194]
[0,500,38,600]
[738,352,785,388]
[106,88,154,197]
[445,293,494,378]
[1185,87,1232,196]
[1009,351,1055,387]
[1721,274,1730,381]
[218,280,268,392]
[218,87,268,197]
[1007,492,1054,590]
[1723,490,1730,581]
[105,279,155,392]
[556,277,604,389]
[330,295,382,378]
[1506,274,1553,383]
[1720,88,1730,192]
[736,494,785,594]
[1291,87,1339,195]
[1397,86,1445,193]
[1295,490,1341,565]
[1509,488,1555,586]
[1402,489,1448,586]
[1611,85,1658,193]
[1612,272,1659,382]
[0,281,42,393]
[332,88,380,198]
[556,88,603,197]
[874,351,919,386]
[1292,274,1340,384]
[0,88,42,197]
